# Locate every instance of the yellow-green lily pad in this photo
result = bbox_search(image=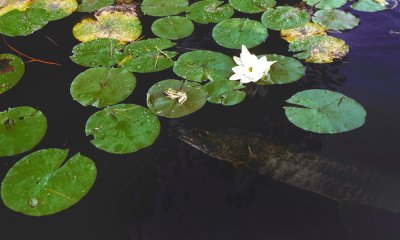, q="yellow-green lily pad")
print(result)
[73,6,142,42]
[30,0,78,21]
[77,0,115,12]
[0,0,32,16]
[289,35,349,63]
[280,22,327,43]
